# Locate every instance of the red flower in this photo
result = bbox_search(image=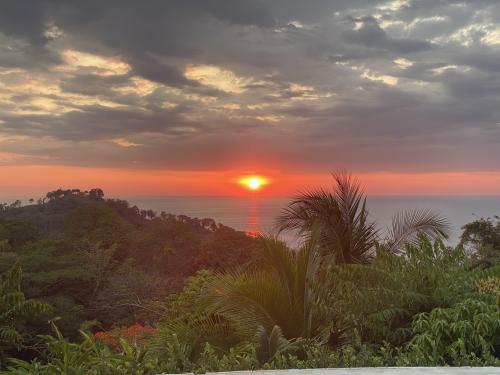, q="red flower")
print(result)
[94,324,156,350]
